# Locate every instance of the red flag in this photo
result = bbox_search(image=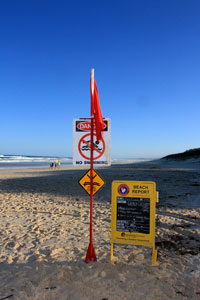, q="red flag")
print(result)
[90,69,104,141]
